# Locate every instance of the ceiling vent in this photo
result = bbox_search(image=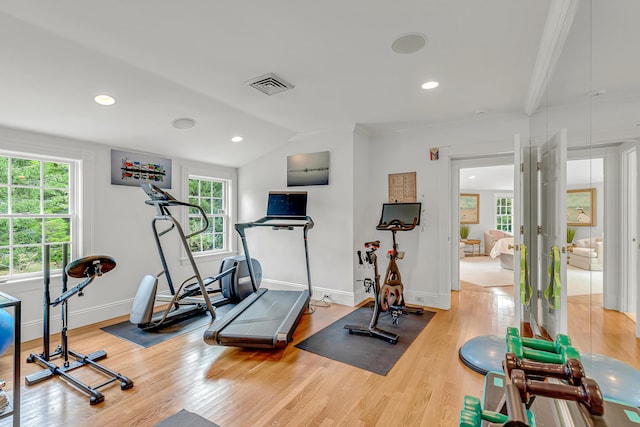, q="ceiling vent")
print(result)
[247,73,294,95]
